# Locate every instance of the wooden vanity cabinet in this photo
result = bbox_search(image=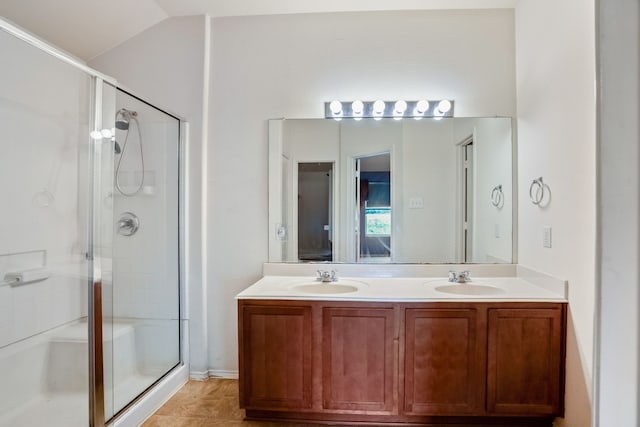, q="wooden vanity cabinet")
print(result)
[486,305,566,416]
[238,299,566,426]
[238,303,313,410]
[322,306,397,413]
[403,306,485,415]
